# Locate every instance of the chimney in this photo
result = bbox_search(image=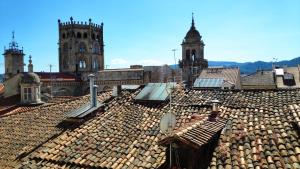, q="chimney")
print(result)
[112,85,122,97]
[88,74,95,107]
[92,85,98,107]
[209,99,221,122]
